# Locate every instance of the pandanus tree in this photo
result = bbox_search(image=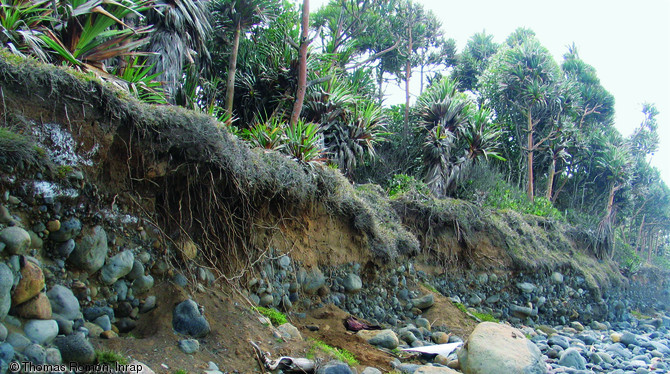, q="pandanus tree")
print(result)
[480,34,570,202]
[210,0,280,122]
[417,78,502,197]
[594,136,632,259]
[146,0,212,102]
